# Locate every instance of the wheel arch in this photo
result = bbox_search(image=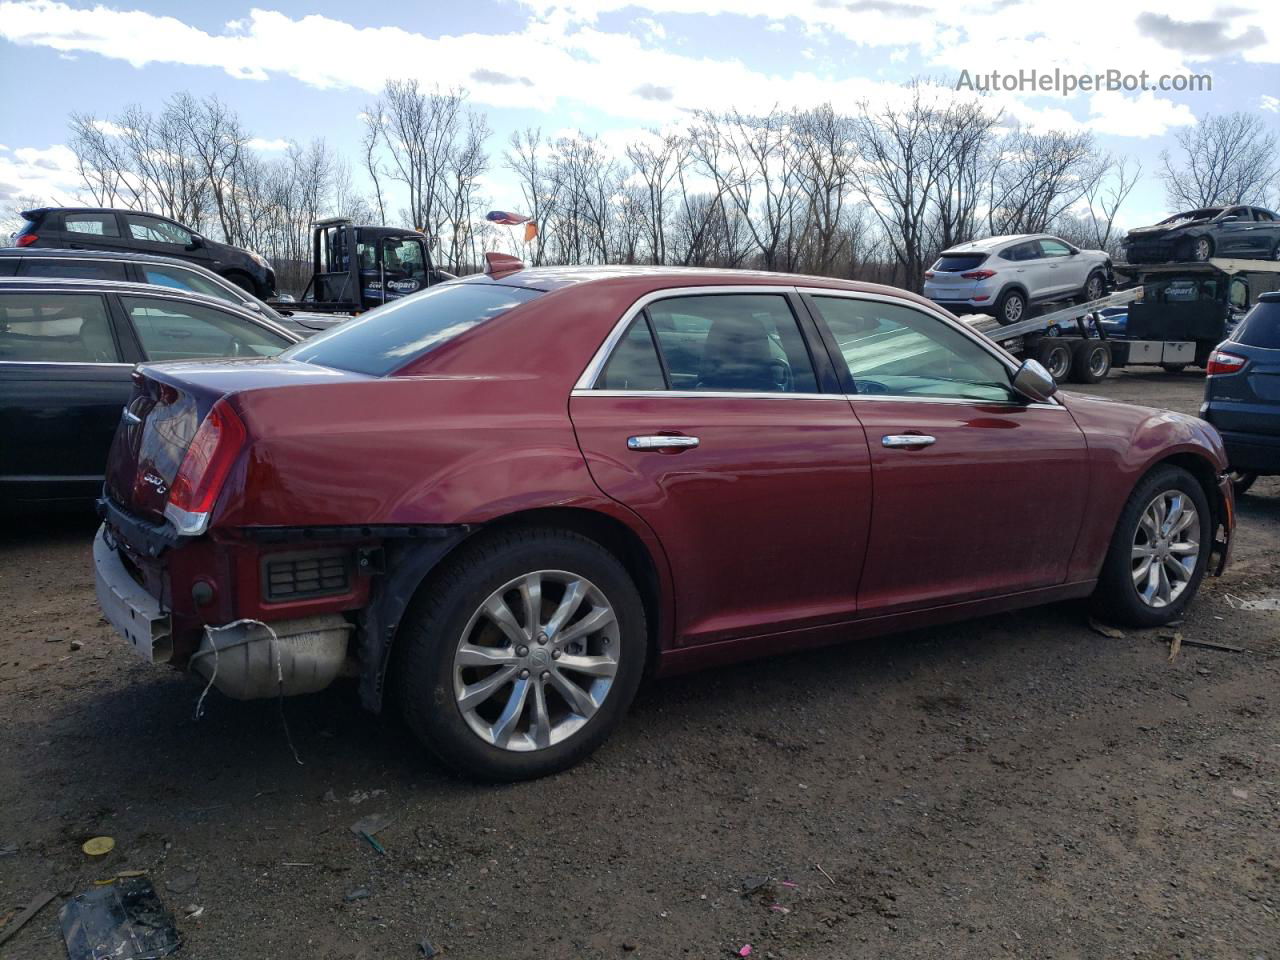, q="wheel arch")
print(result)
[363,505,670,713]
[1152,451,1225,533]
